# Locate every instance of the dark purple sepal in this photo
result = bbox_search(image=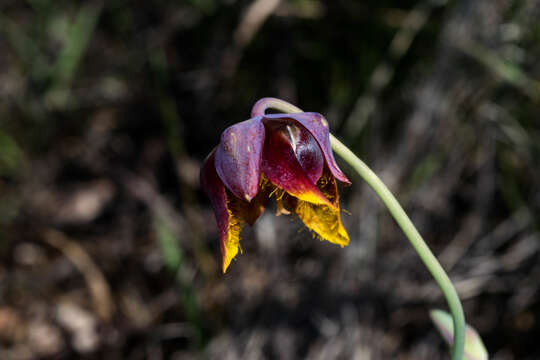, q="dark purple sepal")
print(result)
[215,118,265,201]
[201,150,269,272]
[200,150,234,269]
[263,113,350,185]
